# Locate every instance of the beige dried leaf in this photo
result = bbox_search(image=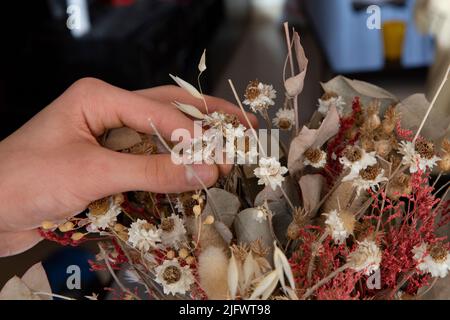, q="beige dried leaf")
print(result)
[288,106,339,174]
[228,252,240,300]
[0,262,52,300]
[299,174,325,213]
[173,101,205,120]
[396,93,450,142]
[321,75,397,114]
[249,270,278,300]
[273,242,295,291]
[103,127,142,151]
[284,32,308,97]
[198,49,207,73]
[169,74,203,99]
